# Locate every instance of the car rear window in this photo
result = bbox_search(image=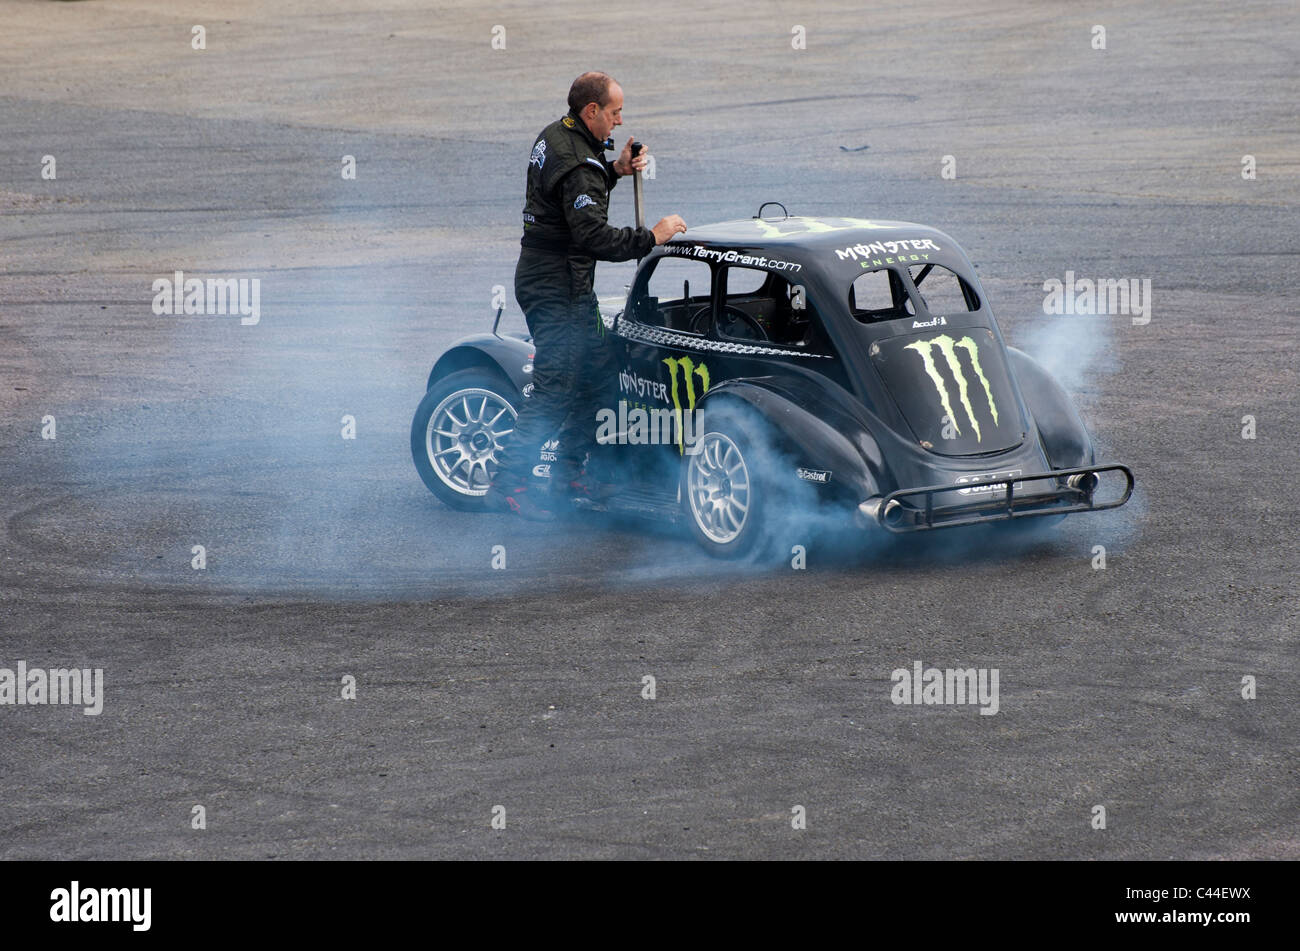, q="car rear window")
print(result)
[850,268,914,322]
[909,264,978,313]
